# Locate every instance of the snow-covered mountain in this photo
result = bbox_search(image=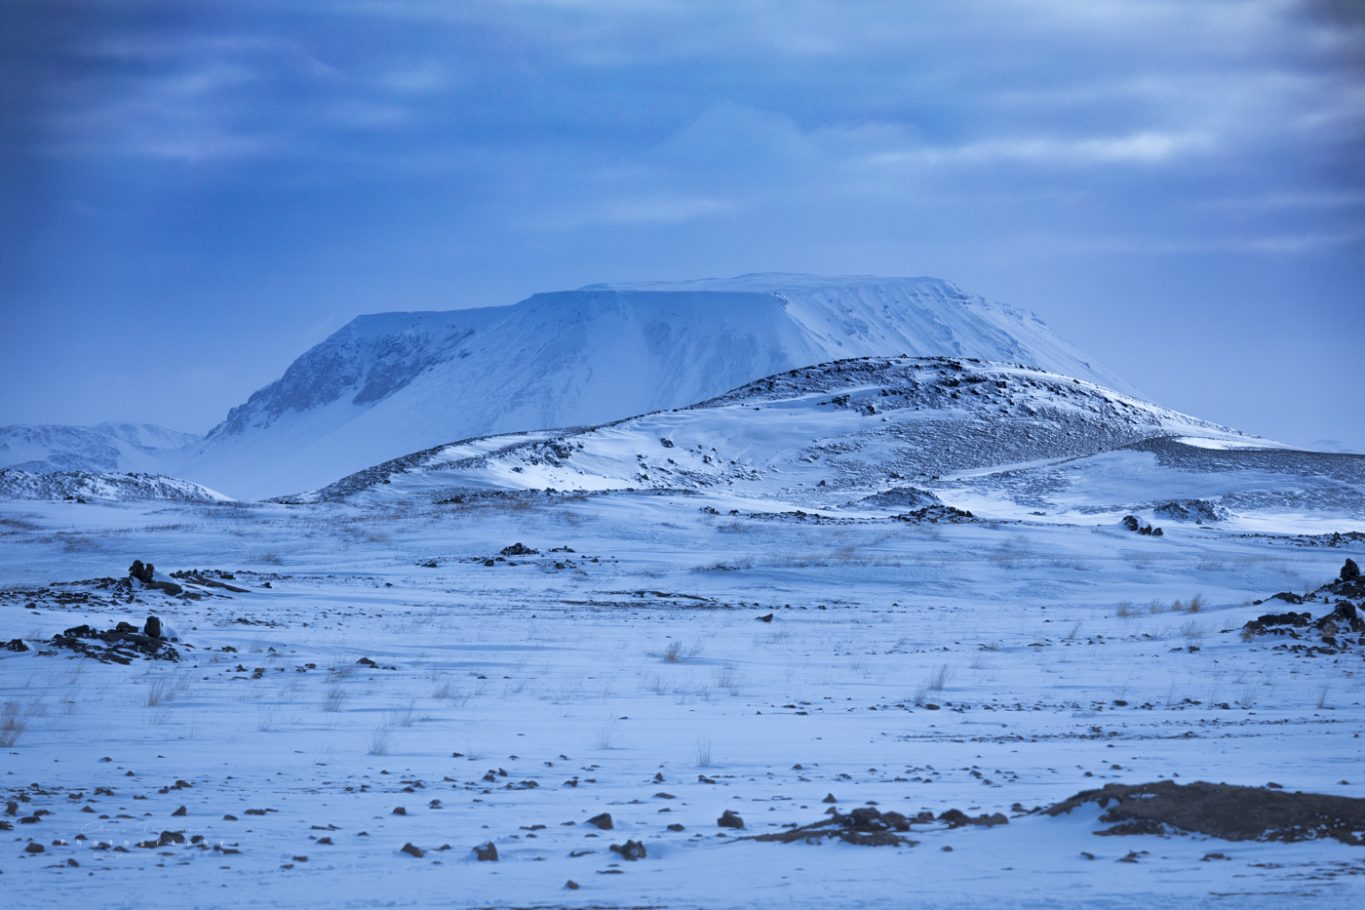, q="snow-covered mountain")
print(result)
[0,422,200,474]
[307,354,1364,530]
[0,468,230,503]
[179,274,1132,499]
